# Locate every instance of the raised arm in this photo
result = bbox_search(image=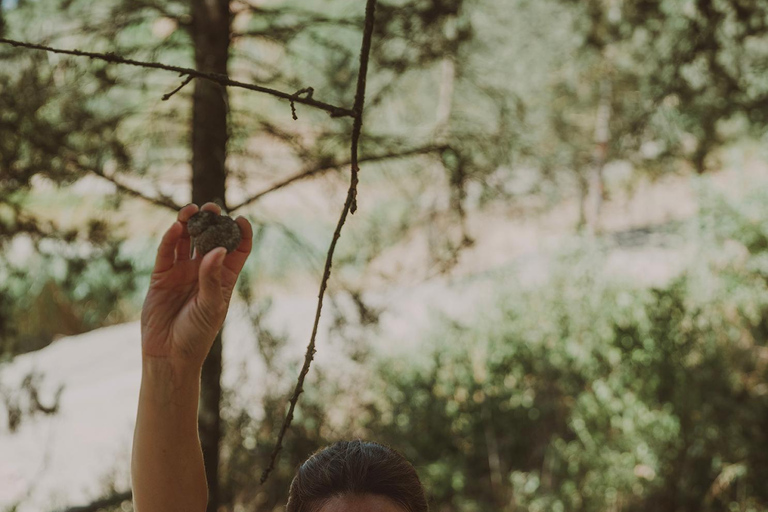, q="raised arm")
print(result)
[131,202,252,512]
